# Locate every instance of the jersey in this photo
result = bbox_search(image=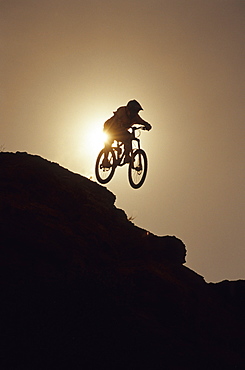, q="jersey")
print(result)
[103,106,149,135]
